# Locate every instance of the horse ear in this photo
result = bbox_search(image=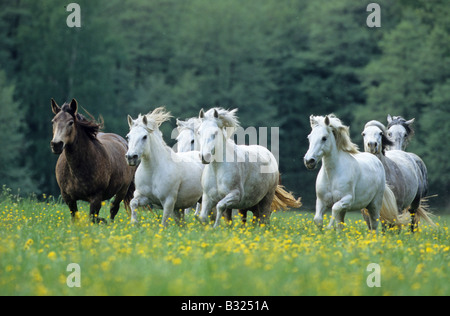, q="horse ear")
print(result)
[214,109,219,119]
[176,119,186,128]
[51,98,61,114]
[310,115,317,128]
[405,118,415,125]
[70,99,78,114]
[387,114,393,124]
[127,115,134,128]
[199,109,205,119]
[142,115,148,126]
[324,115,330,126]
